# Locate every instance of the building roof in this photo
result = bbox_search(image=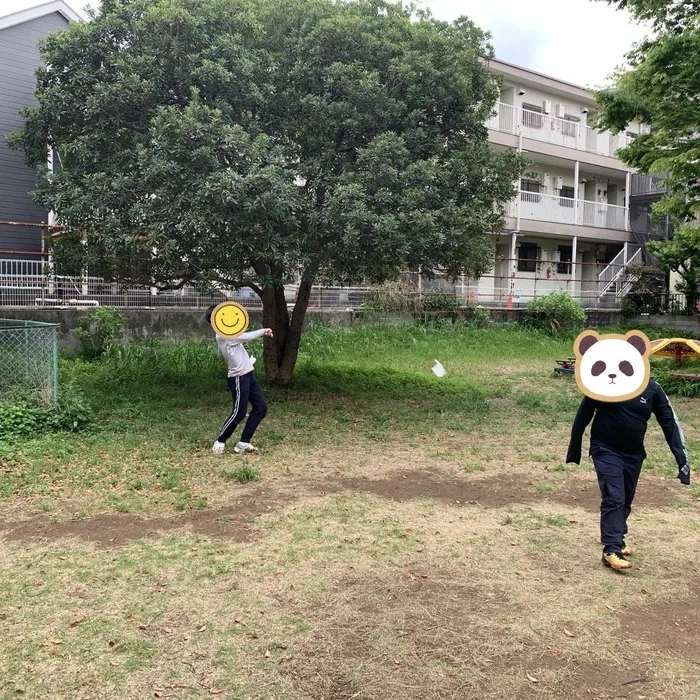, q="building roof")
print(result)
[486,58,598,107]
[0,1,81,31]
